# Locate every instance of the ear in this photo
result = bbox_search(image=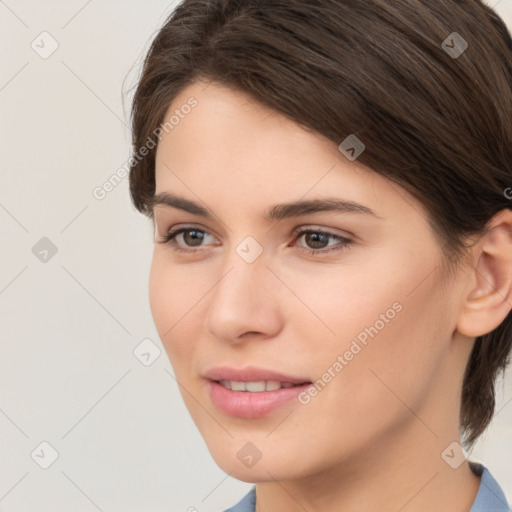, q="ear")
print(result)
[456,209,512,338]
